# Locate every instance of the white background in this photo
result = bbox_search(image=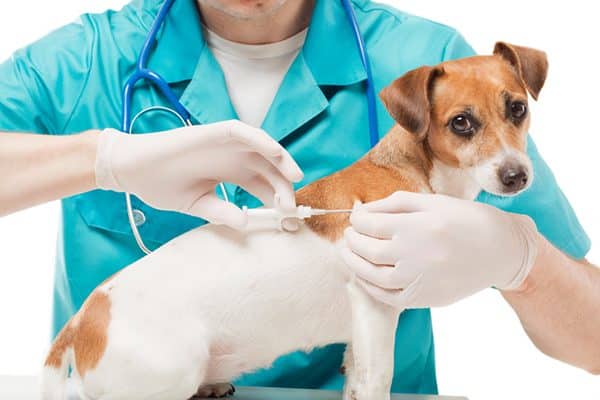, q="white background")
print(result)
[0,1,598,399]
